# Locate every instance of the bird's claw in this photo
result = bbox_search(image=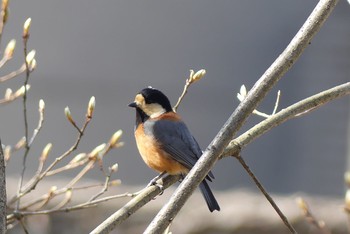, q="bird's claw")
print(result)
[147,172,166,196]
[147,180,164,195]
[147,178,158,188]
[155,183,164,195]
